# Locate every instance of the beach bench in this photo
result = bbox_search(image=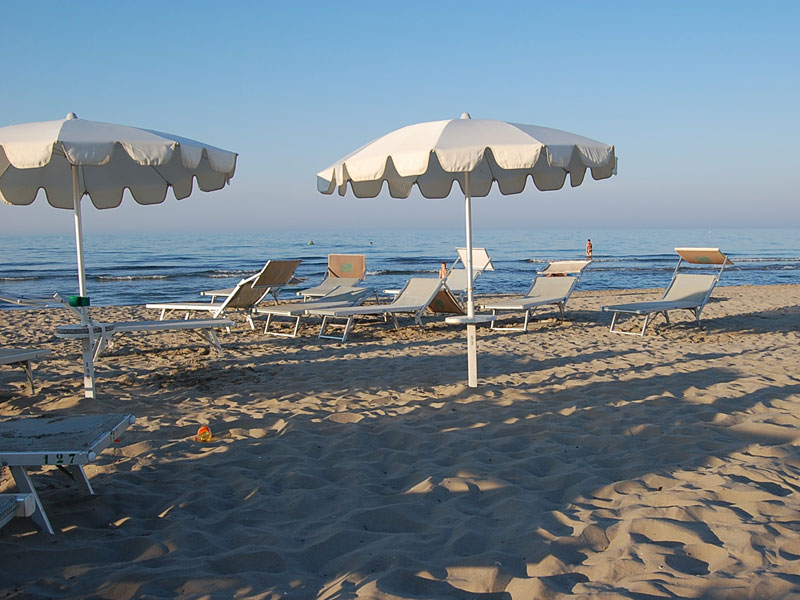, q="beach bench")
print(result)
[602,247,732,336]
[56,318,235,362]
[0,348,51,394]
[0,413,135,534]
